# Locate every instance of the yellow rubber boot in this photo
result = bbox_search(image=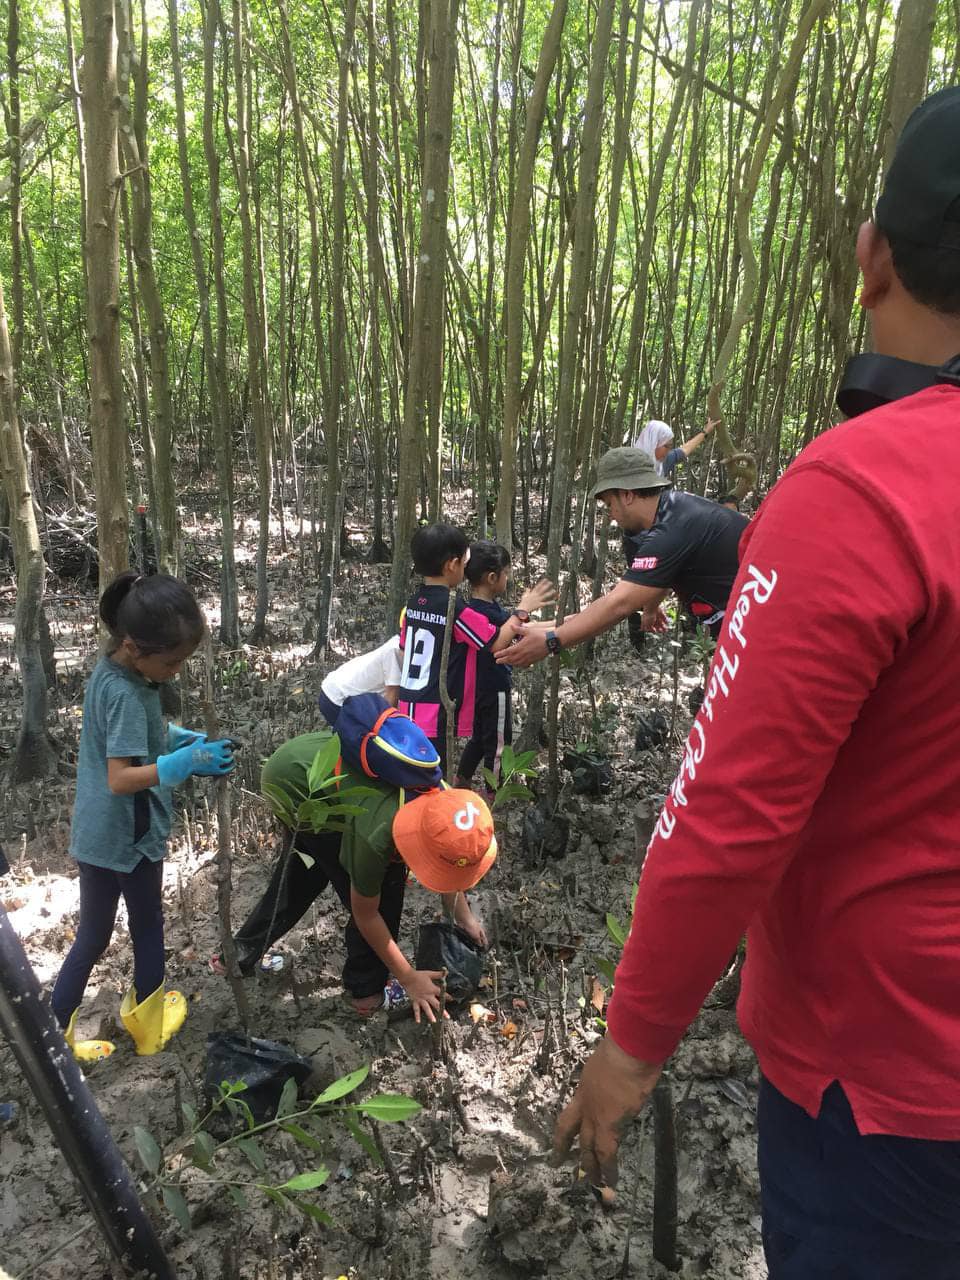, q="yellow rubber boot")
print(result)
[64,1010,115,1062]
[119,986,187,1055]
